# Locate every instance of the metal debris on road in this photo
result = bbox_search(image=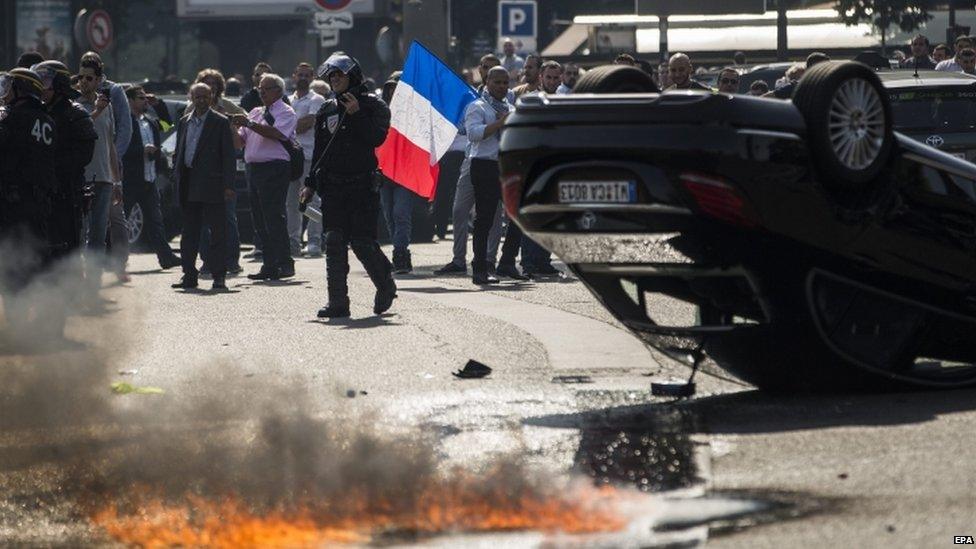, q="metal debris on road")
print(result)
[110,382,165,395]
[453,359,492,379]
[117,369,139,376]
